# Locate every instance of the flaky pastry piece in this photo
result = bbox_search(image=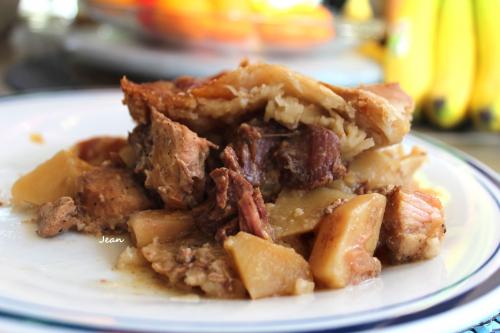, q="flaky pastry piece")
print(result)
[122,61,413,160]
